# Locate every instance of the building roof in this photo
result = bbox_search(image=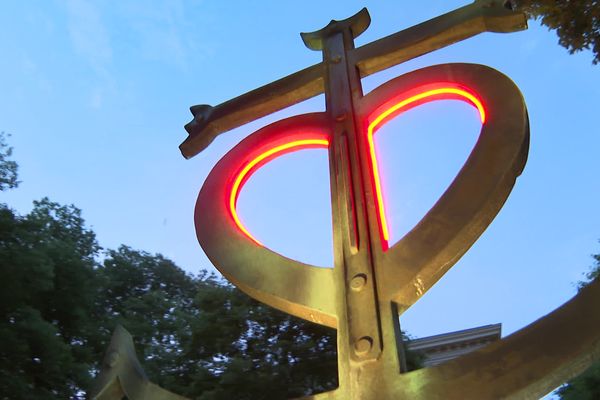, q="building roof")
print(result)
[406,323,502,367]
